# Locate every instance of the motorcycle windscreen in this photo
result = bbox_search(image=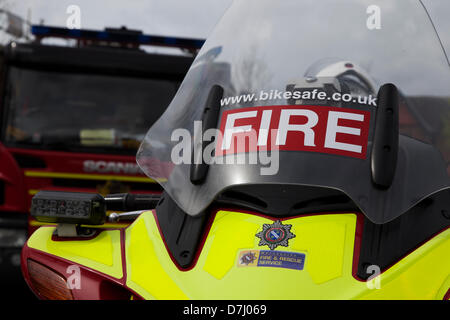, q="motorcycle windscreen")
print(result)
[137,0,450,224]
